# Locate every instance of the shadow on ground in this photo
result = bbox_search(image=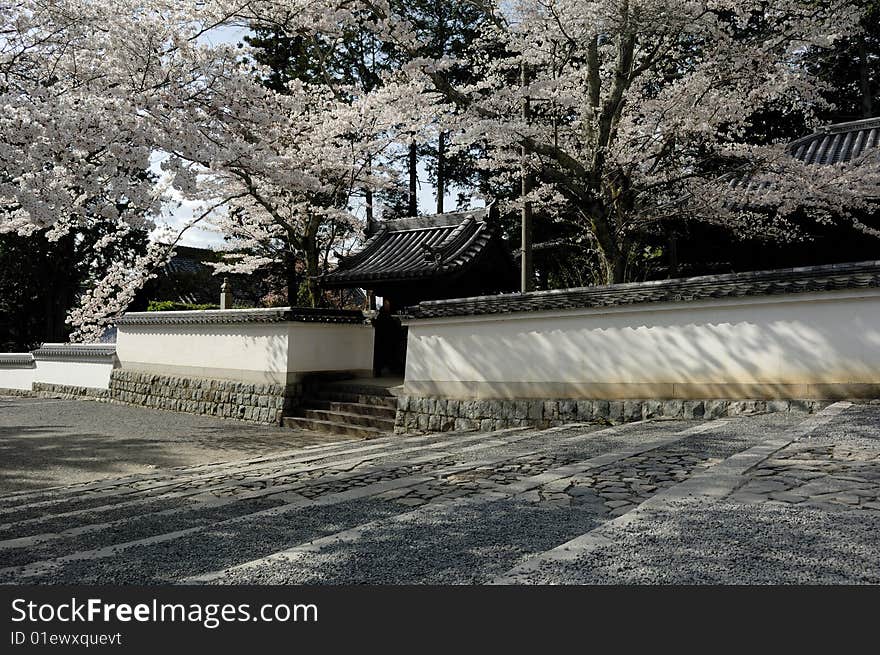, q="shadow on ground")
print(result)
[0,397,352,493]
